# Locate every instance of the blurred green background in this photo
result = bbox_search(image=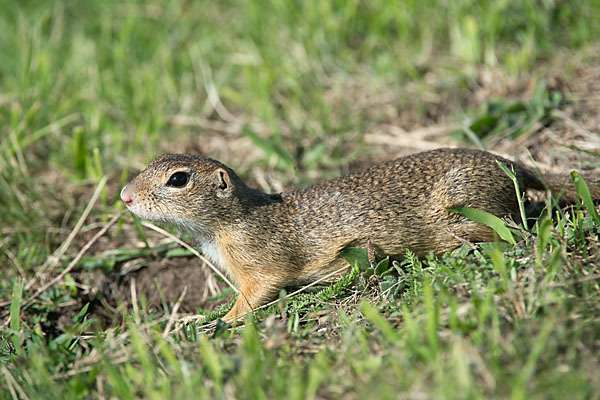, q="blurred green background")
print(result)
[2,0,598,172]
